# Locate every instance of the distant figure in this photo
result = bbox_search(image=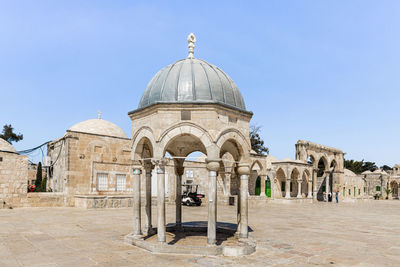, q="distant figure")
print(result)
[335,191,339,203]
[328,192,332,202]
[323,192,327,202]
